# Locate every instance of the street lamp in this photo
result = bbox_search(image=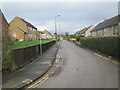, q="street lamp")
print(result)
[55,14,60,47]
[40,32,42,55]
